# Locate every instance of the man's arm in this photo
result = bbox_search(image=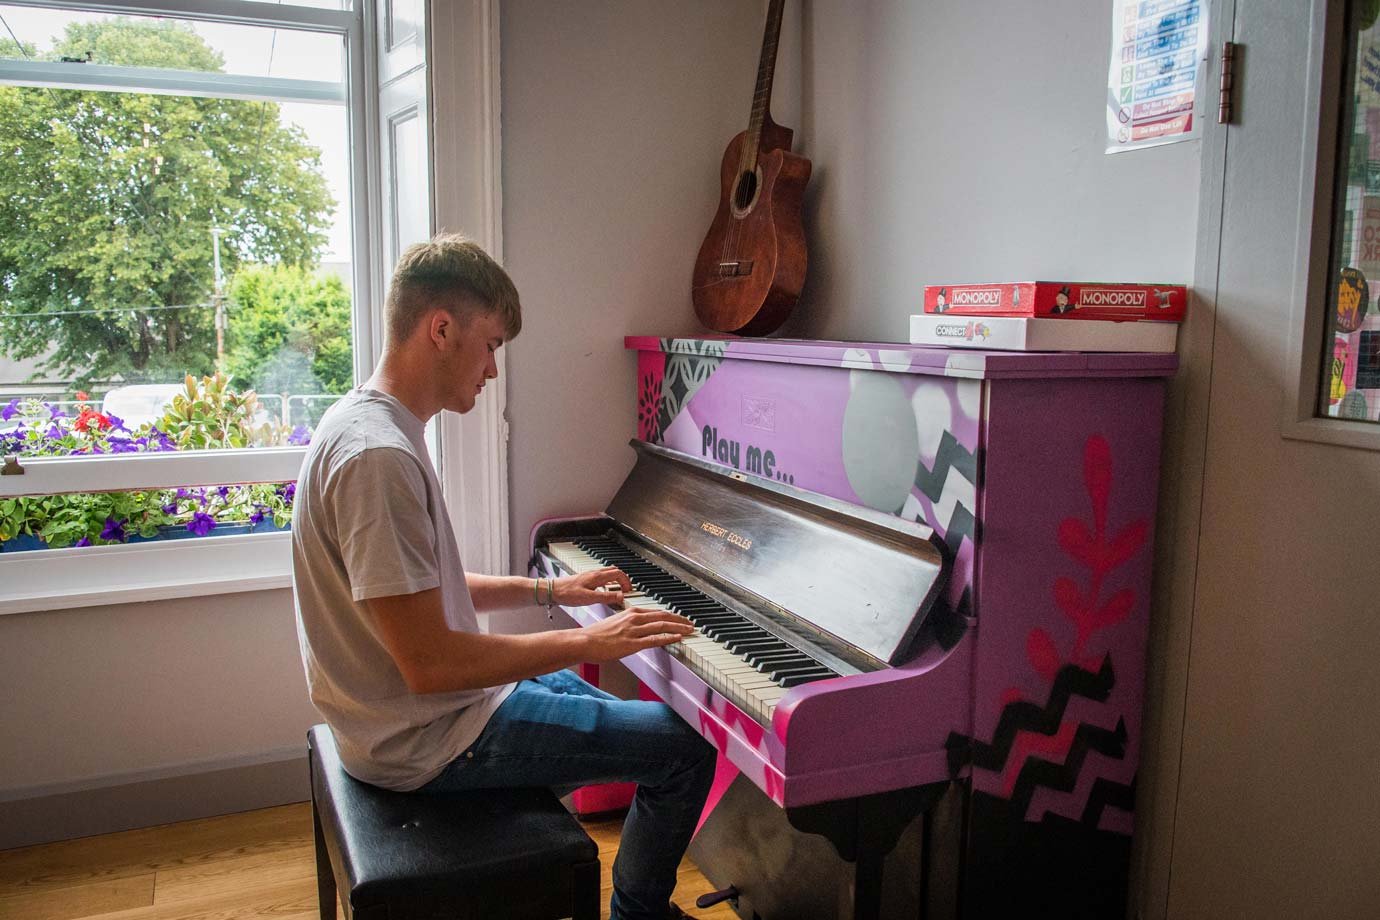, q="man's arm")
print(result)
[466,566,634,613]
[366,587,693,694]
